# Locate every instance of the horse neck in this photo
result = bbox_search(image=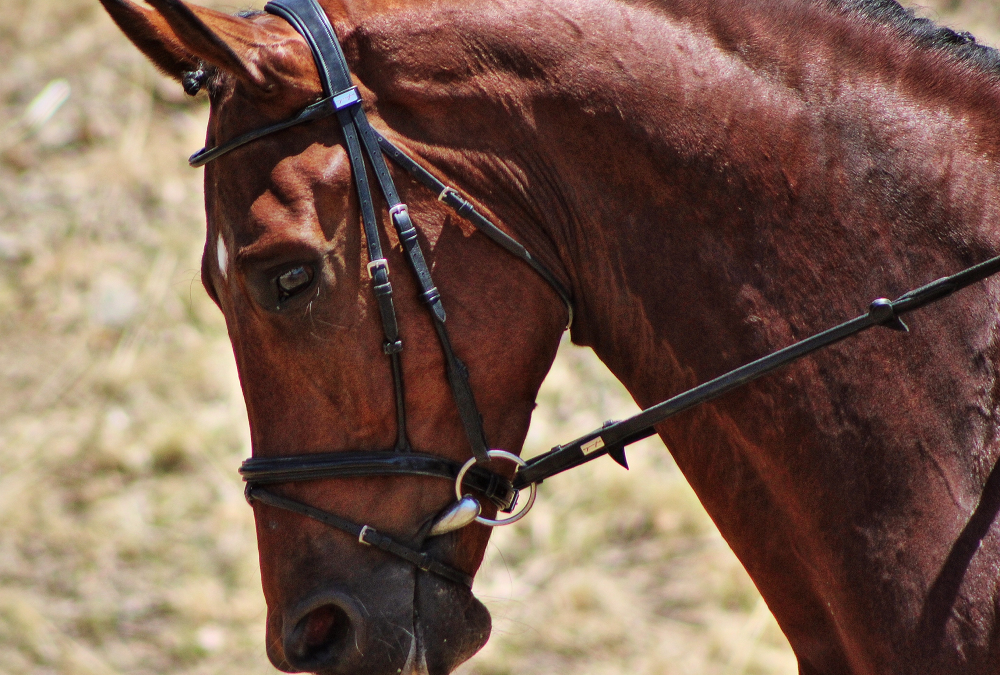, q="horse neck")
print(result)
[343,2,1000,663]
[355,0,1000,405]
